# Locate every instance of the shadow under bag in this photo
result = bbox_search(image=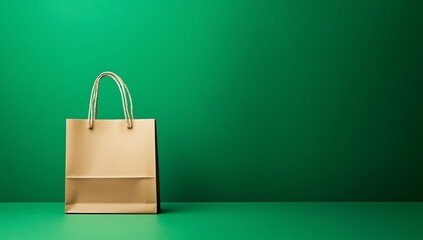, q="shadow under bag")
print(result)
[65,71,160,213]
